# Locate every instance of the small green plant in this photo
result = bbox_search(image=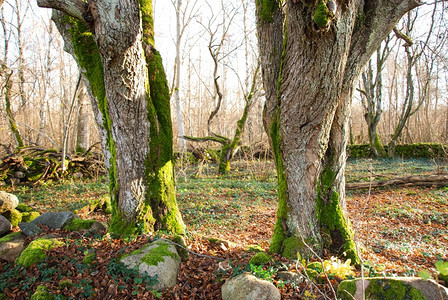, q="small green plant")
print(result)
[250,264,276,281]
